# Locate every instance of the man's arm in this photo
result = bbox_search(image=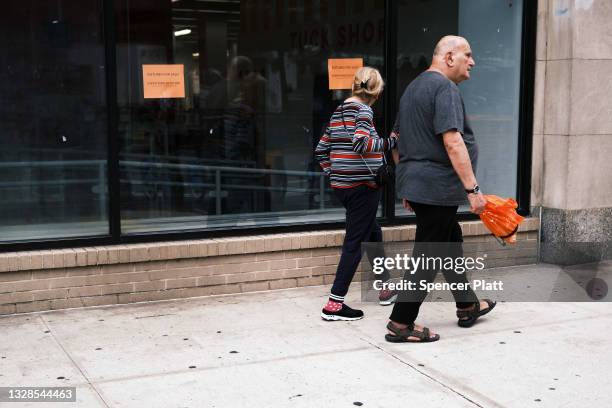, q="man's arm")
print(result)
[442,130,486,214]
